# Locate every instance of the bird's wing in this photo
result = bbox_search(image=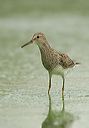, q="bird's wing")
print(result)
[51,48,75,69]
[60,53,75,69]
